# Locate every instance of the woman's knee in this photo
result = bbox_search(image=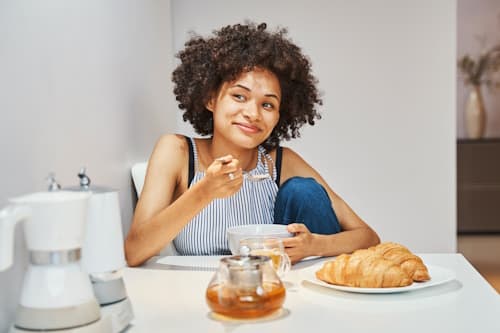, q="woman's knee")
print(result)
[274,177,341,234]
[277,177,327,204]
